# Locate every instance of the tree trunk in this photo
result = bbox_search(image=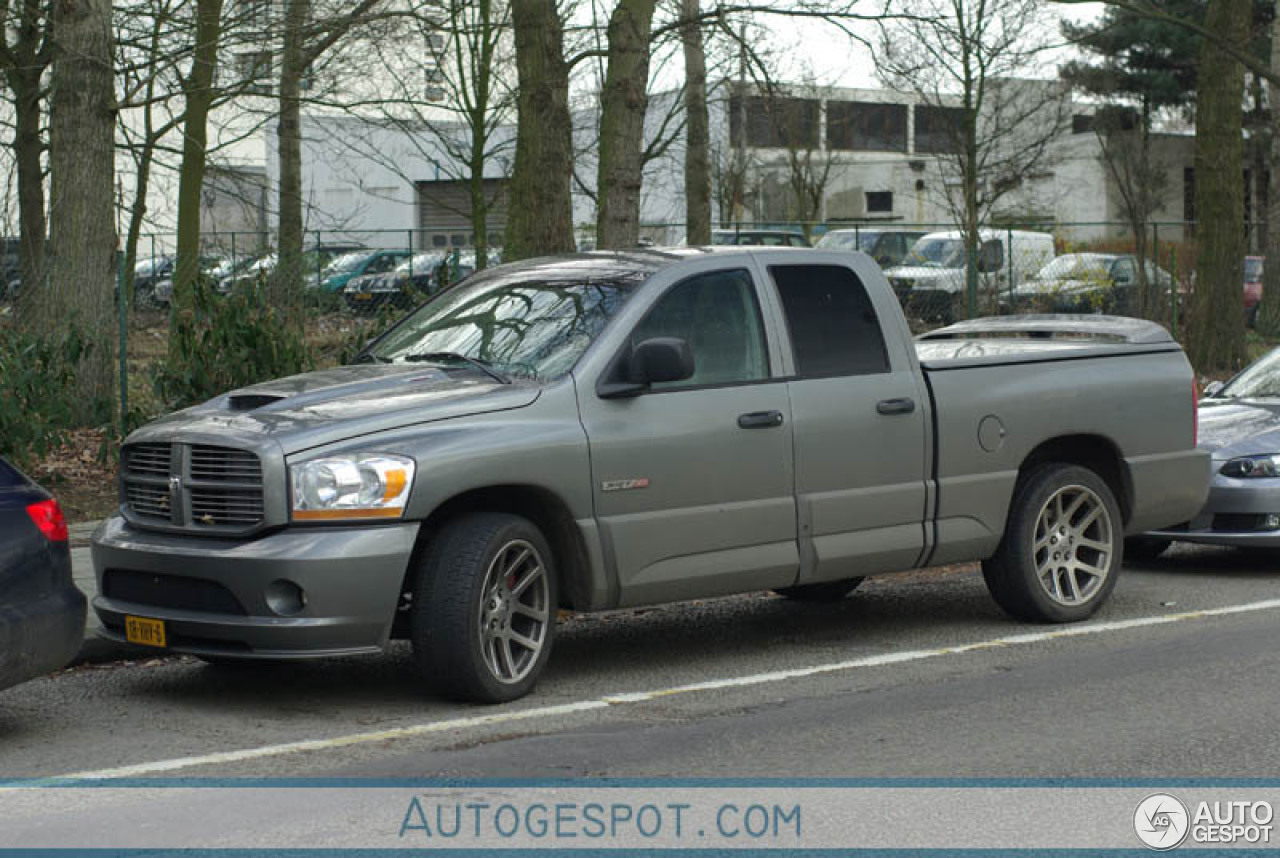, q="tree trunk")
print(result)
[469,0,495,270]
[6,0,50,314]
[10,69,44,308]
[1189,0,1249,373]
[595,0,656,250]
[44,0,115,420]
[170,0,223,351]
[273,0,309,320]
[680,0,710,245]
[504,0,574,260]
[1258,0,1280,336]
